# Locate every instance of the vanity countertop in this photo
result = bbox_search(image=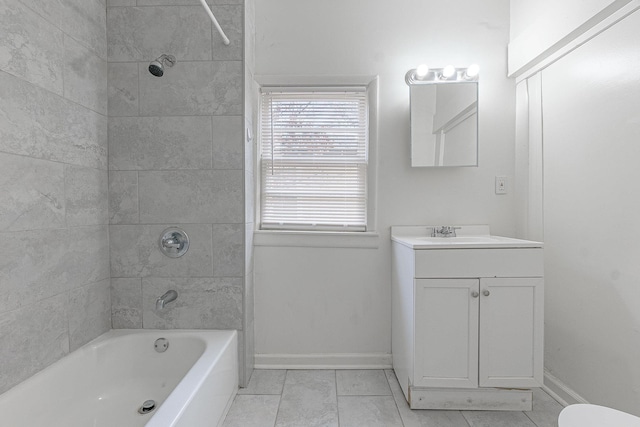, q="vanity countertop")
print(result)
[391,225,543,250]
